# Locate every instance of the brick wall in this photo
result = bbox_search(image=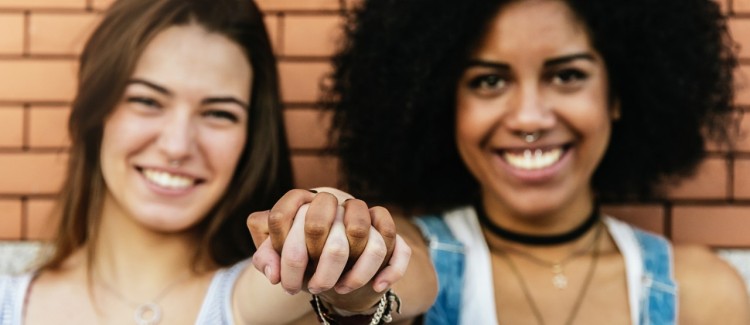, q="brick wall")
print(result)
[0,0,748,248]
